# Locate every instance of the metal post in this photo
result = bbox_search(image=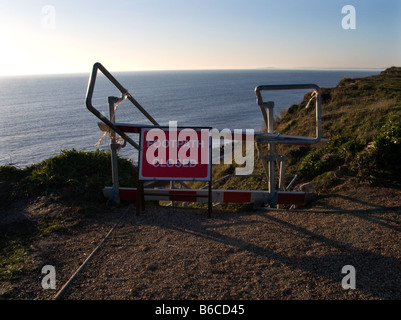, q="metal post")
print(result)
[277,157,286,209]
[278,158,286,191]
[266,102,276,196]
[108,96,120,205]
[207,182,212,217]
[170,180,177,207]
